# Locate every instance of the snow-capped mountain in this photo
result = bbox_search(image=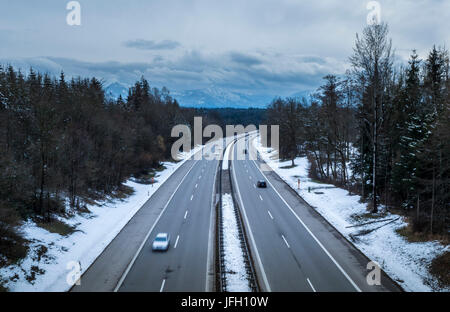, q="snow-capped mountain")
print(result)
[171,88,275,108]
[105,83,312,109]
[105,82,129,100]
